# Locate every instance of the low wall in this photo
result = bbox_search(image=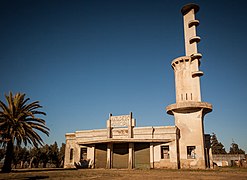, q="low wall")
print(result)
[213,154,245,167]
